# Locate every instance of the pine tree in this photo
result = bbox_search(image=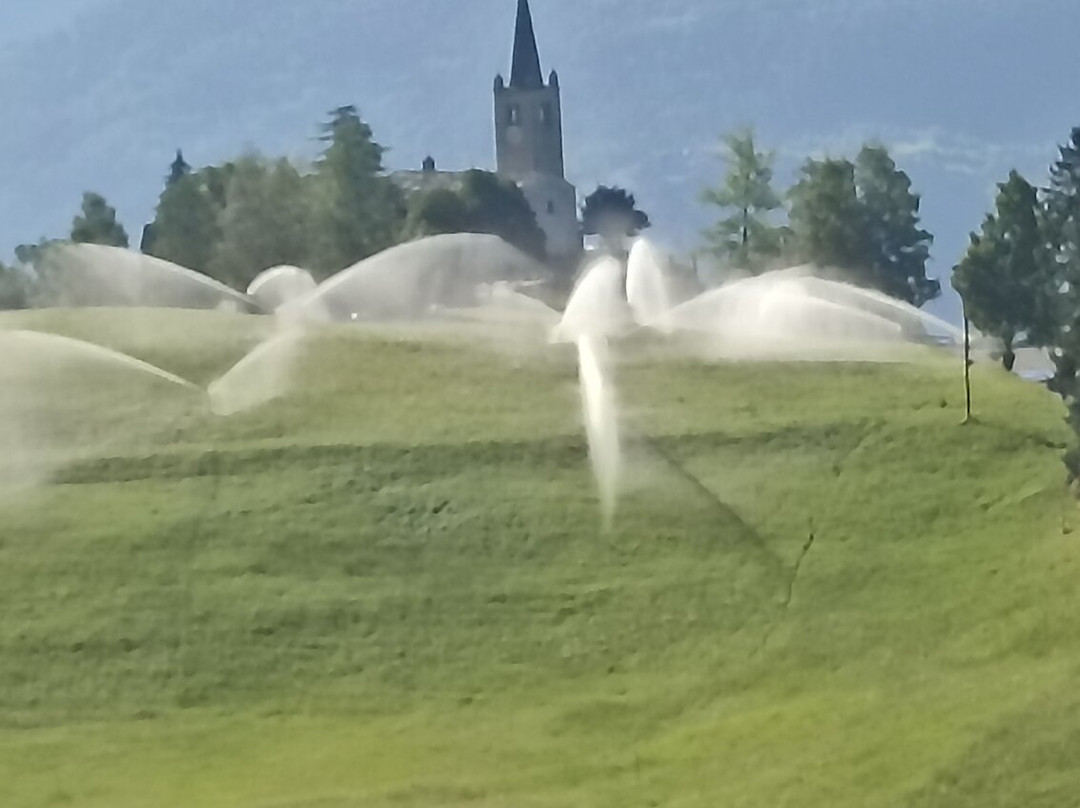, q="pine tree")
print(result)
[70,192,129,248]
[952,171,1043,371]
[788,158,867,271]
[855,145,937,306]
[147,174,220,272]
[787,147,937,306]
[701,129,783,272]
[1045,128,1080,277]
[1039,127,1080,435]
[306,106,405,274]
